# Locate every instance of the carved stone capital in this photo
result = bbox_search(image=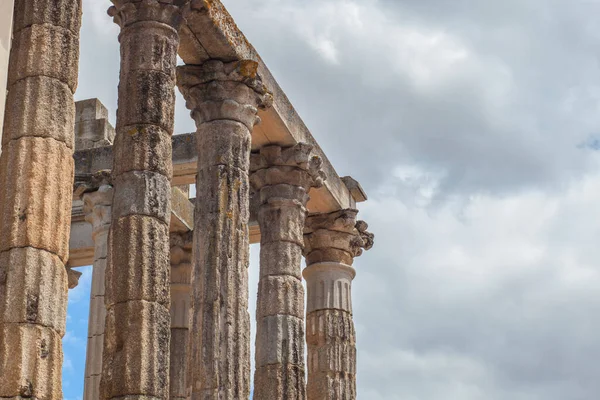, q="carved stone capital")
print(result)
[177,60,273,130]
[170,231,193,268]
[108,0,186,29]
[83,185,114,239]
[250,143,326,200]
[304,209,374,266]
